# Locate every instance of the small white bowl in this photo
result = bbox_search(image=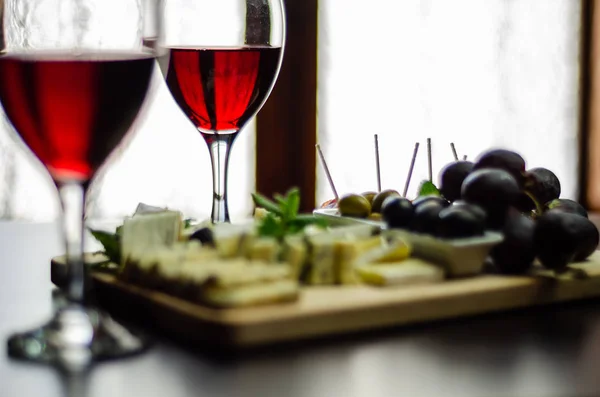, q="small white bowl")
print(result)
[385,229,503,277]
[313,208,383,227]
